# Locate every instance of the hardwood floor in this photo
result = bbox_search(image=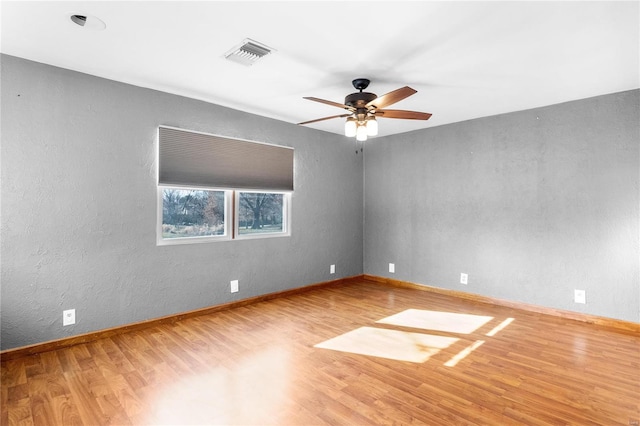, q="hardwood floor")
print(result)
[2,278,639,425]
